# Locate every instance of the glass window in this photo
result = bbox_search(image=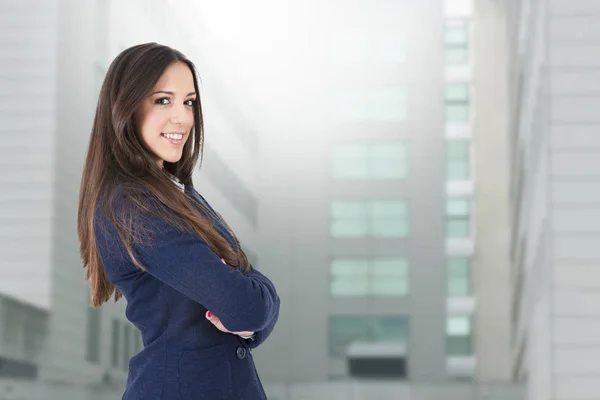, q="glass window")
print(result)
[446,140,470,180]
[332,143,369,179]
[371,201,409,237]
[445,26,469,45]
[445,48,469,65]
[447,257,470,296]
[372,258,409,296]
[111,319,120,368]
[330,201,369,238]
[446,198,470,238]
[329,316,408,357]
[332,141,408,180]
[445,83,470,123]
[331,200,409,238]
[331,257,409,297]
[445,83,470,102]
[369,142,408,179]
[446,316,472,356]
[331,258,370,297]
[446,105,469,122]
[445,22,469,66]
